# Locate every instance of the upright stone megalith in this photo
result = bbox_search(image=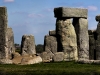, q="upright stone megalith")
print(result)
[7,27,15,59]
[44,35,57,54]
[95,15,100,60]
[21,35,36,56]
[0,7,8,59]
[73,18,89,60]
[54,7,89,60]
